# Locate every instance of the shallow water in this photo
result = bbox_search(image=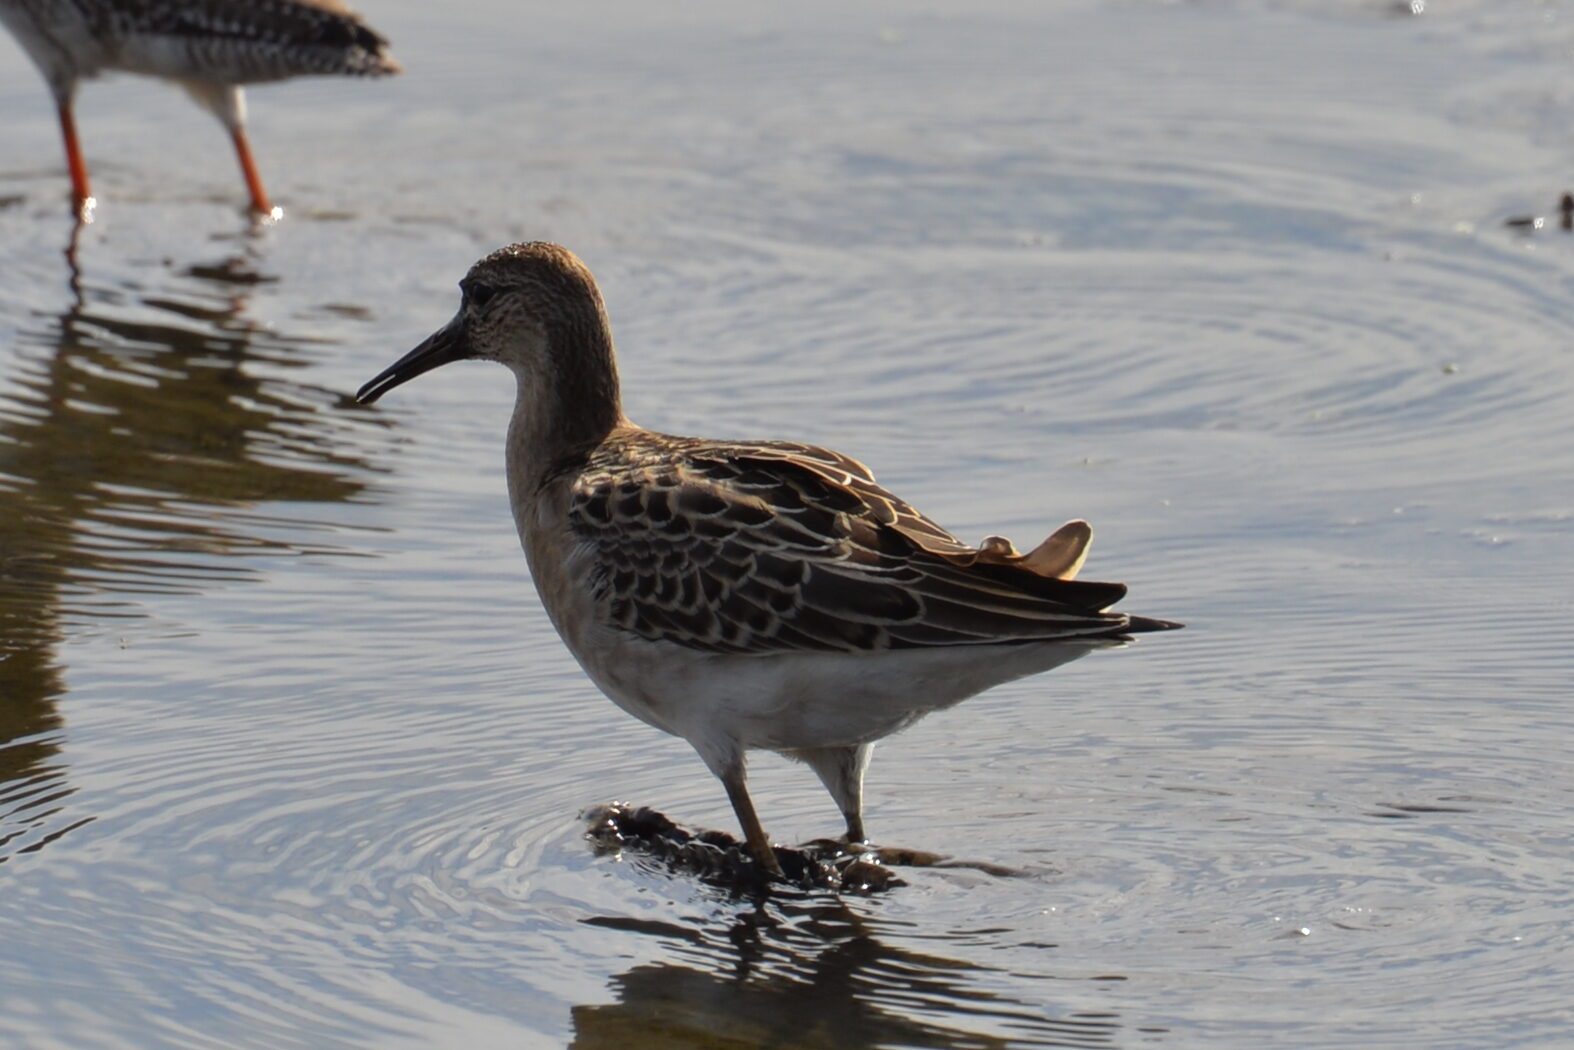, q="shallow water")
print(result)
[2,0,1573,1046]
